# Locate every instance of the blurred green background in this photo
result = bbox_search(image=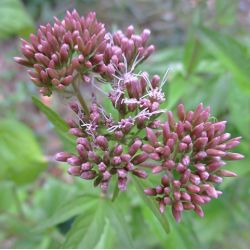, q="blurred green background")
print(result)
[0,0,250,248]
